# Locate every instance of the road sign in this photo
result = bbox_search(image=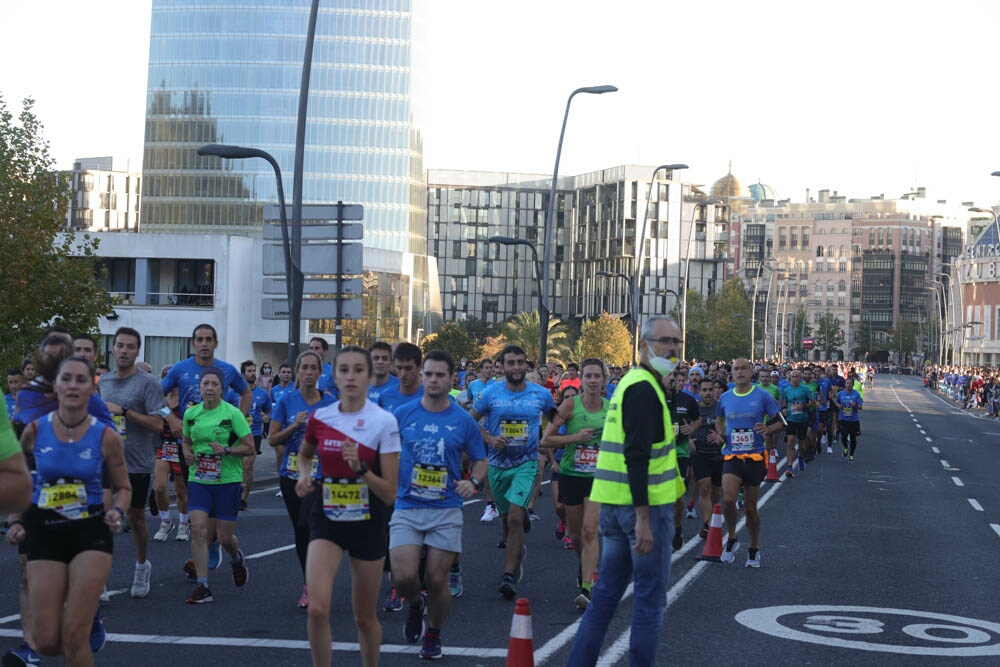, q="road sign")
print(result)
[262,243,363,276]
[263,204,364,222]
[262,277,363,296]
[802,337,815,350]
[263,223,363,241]
[261,298,363,321]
